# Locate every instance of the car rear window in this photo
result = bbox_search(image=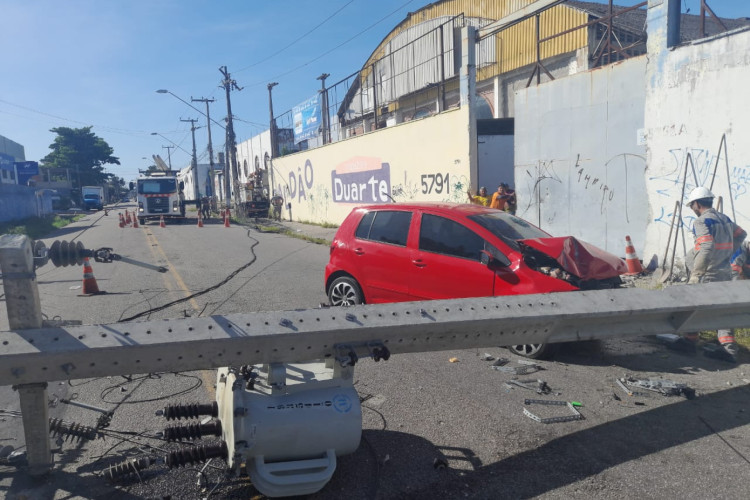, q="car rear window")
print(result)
[419,214,485,261]
[468,212,549,249]
[354,210,412,246]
